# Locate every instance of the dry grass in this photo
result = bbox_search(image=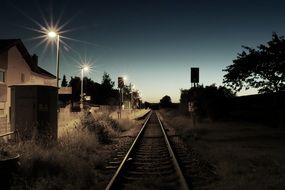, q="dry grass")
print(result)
[4,112,126,190]
[160,109,285,190]
[8,134,105,189]
[1,110,146,189]
[110,109,149,137]
[117,119,138,131]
